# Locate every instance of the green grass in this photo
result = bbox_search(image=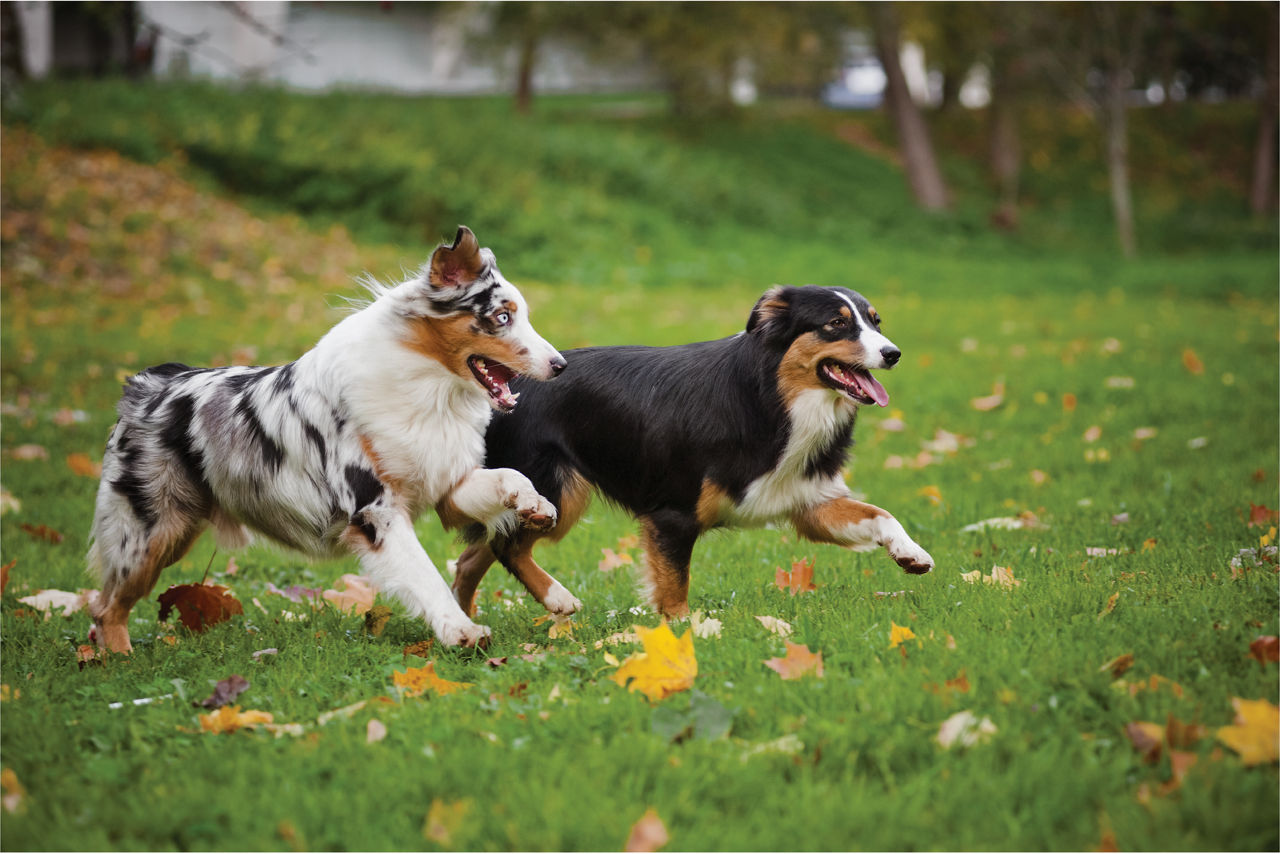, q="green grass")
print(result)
[1,85,1278,851]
